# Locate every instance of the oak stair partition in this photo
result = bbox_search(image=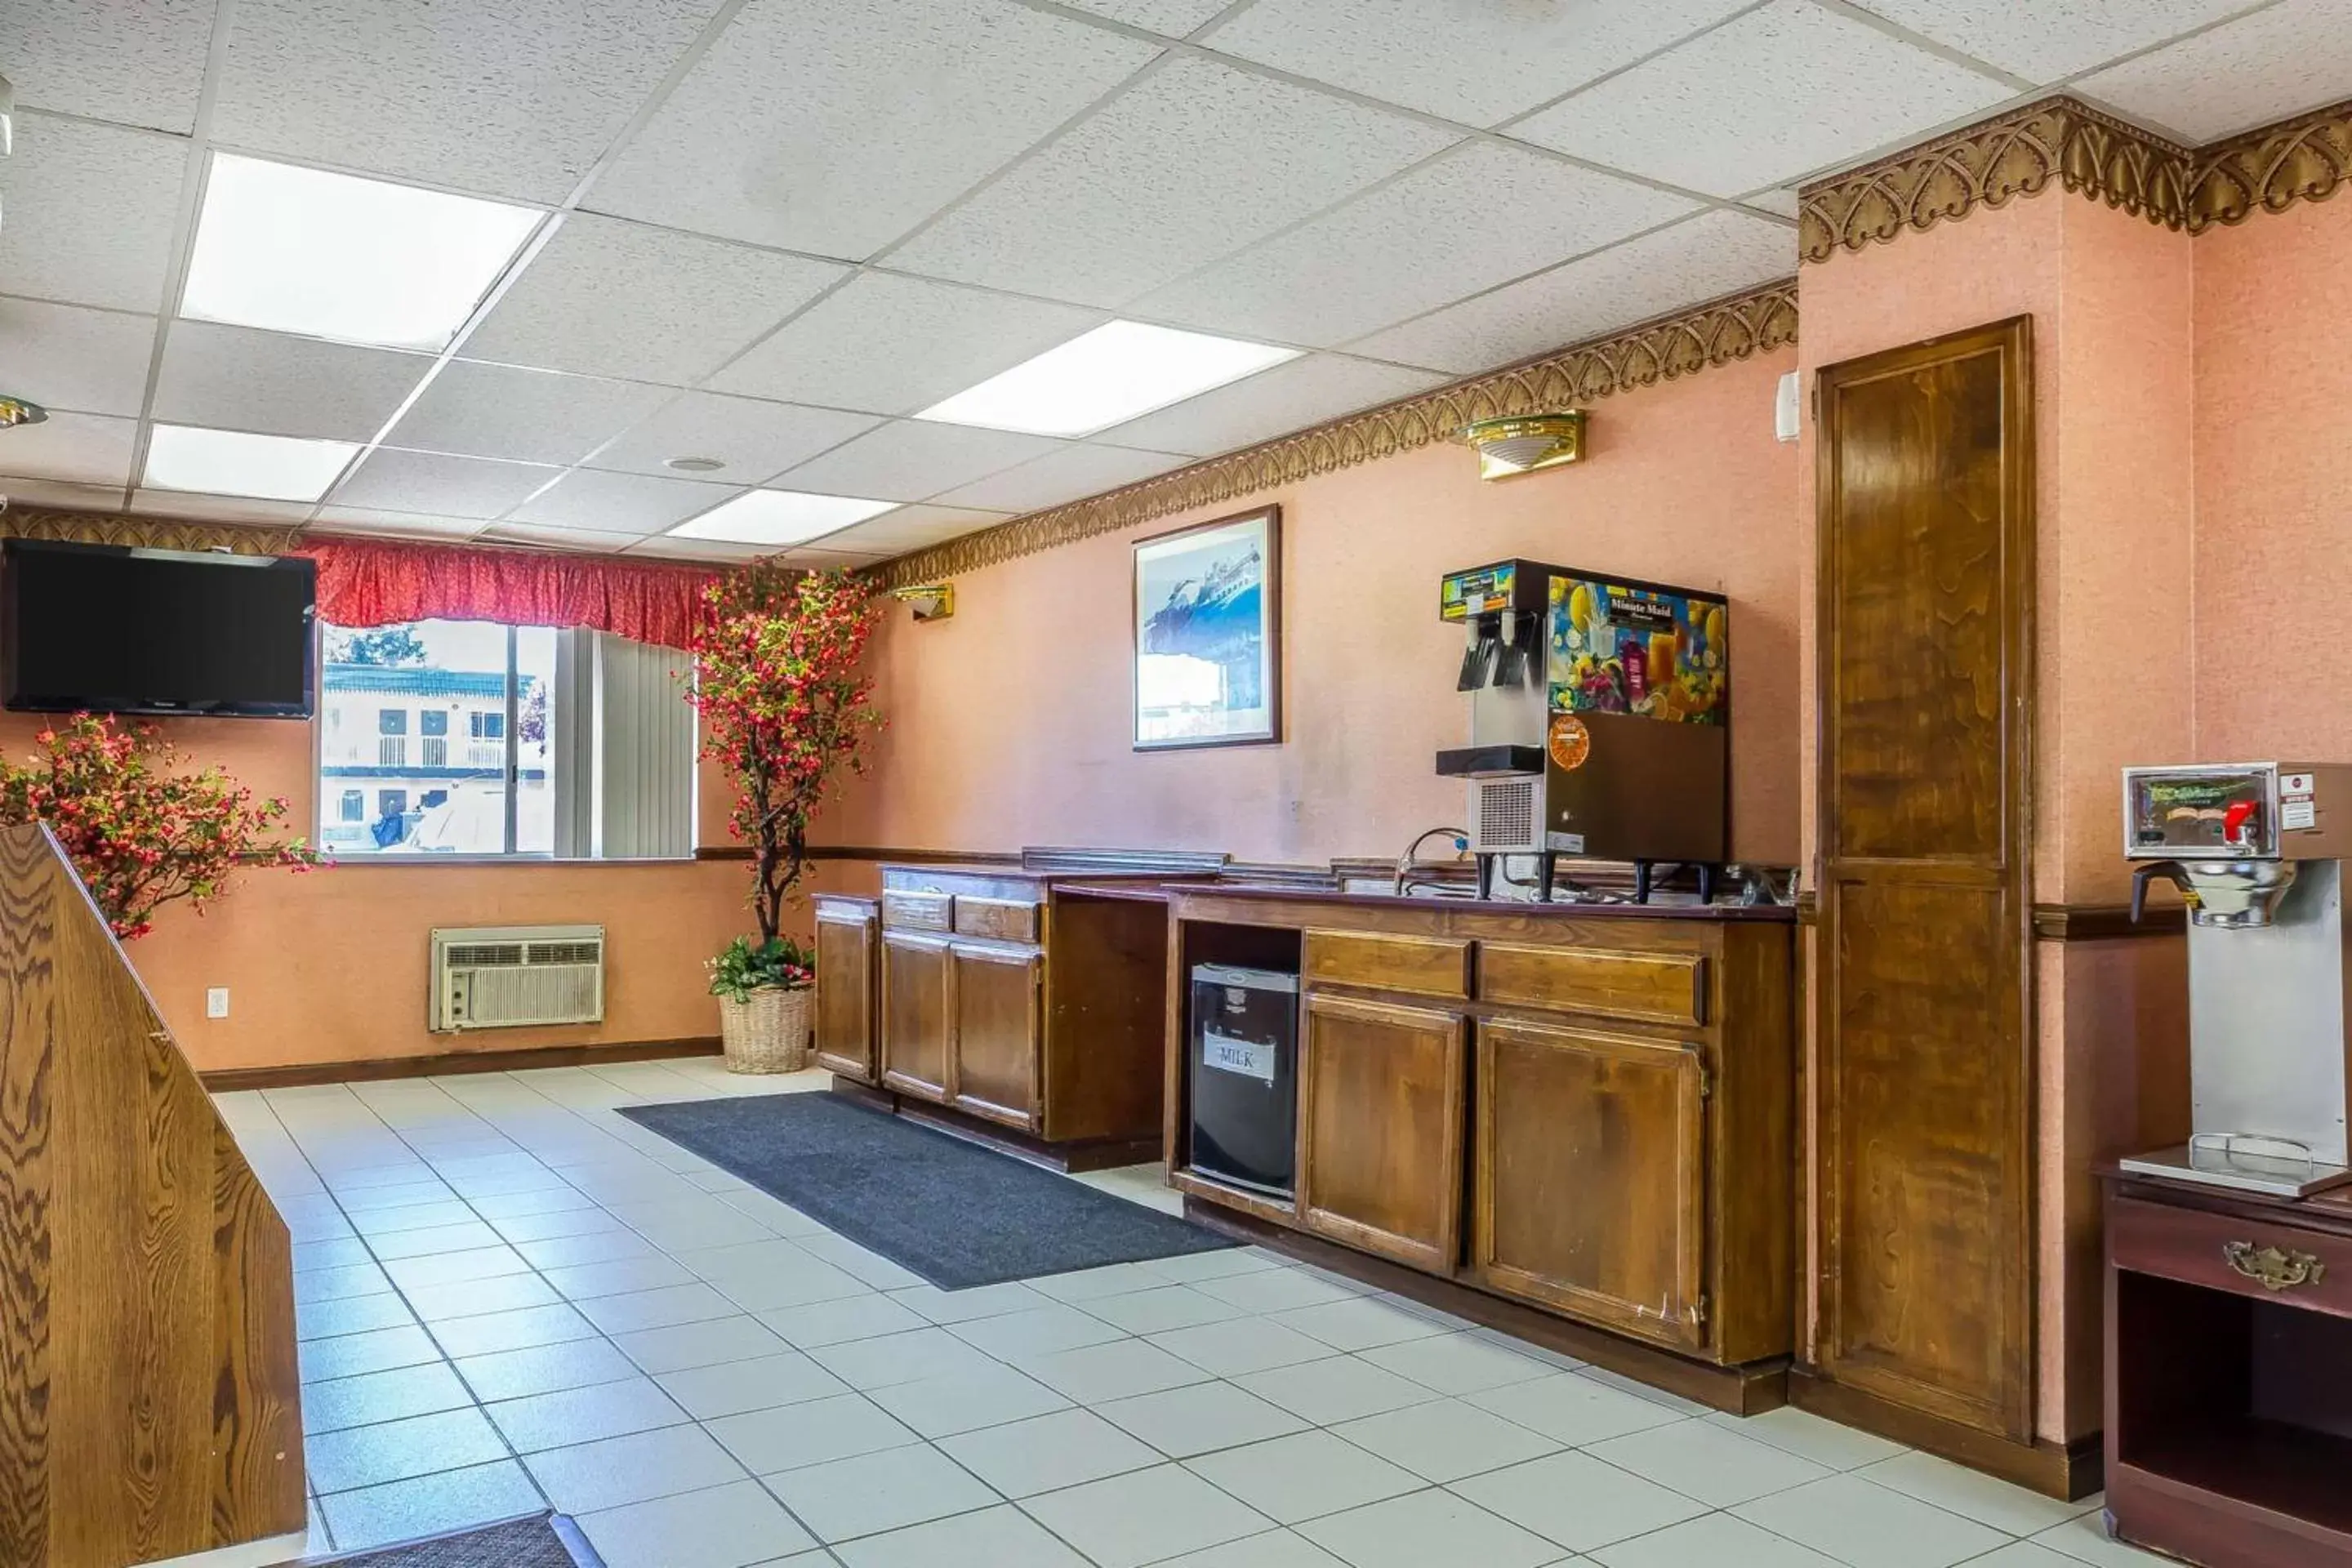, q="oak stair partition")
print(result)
[0,823,306,1568]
